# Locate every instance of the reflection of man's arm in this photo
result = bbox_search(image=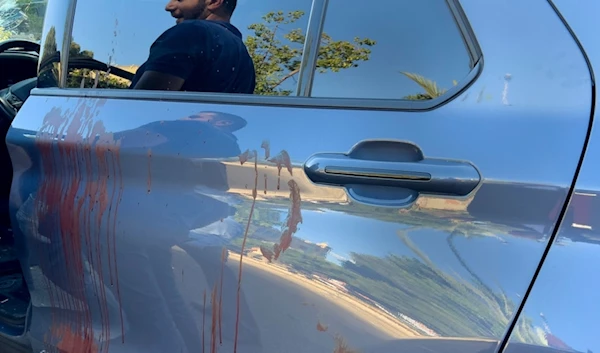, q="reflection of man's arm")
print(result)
[133,71,184,90]
[133,22,204,91]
